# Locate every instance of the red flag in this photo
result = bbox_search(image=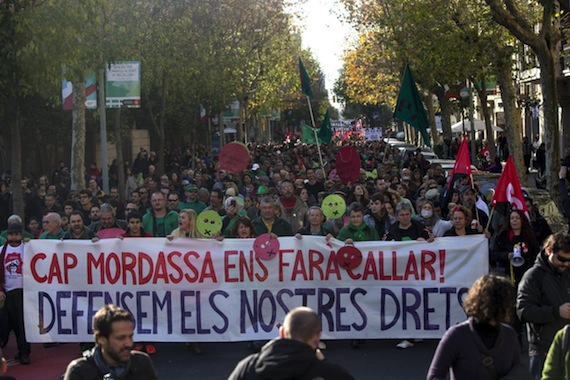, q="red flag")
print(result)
[479,145,490,158]
[446,138,472,190]
[294,151,306,172]
[443,137,472,211]
[490,156,528,215]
